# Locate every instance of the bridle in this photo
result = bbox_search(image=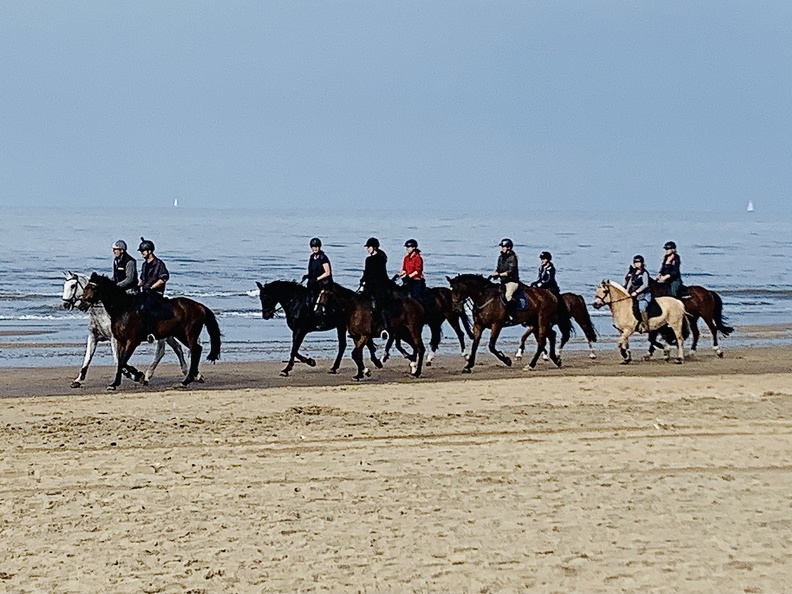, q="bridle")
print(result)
[592,281,633,309]
[62,274,89,310]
